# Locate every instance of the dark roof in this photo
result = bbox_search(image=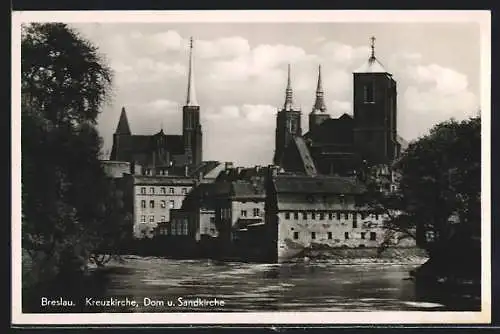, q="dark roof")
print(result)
[115,107,131,135]
[110,133,185,164]
[273,175,366,195]
[293,137,318,176]
[182,183,218,209]
[189,161,221,178]
[304,114,354,146]
[231,180,266,199]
